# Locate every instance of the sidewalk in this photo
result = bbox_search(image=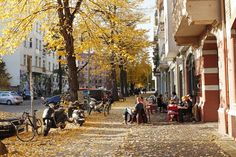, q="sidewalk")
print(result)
[2,95,236,156]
